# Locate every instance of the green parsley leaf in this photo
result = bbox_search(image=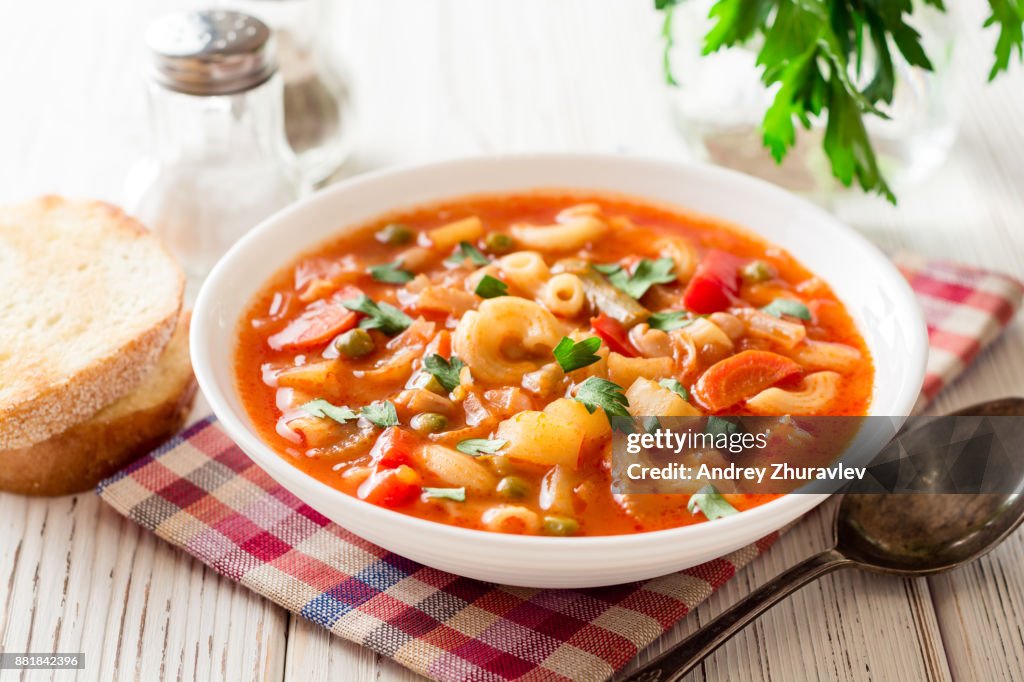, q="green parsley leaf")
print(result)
[446,241,489,266]
[762,298,812,321]
[687,484,739,520]
[592,262,623,275]
[474,274,508,299]
[342,294,412,336]
[552,336,602,373]
[705,416,740,437]
[642,415,663,434]
[647,310,693,332]
[301,399,359,424]
[456,438,507,456]
[360,400,398,428]
[422,487,466,502]
[606,258,676,299]
[659,378,689,401]
[422,354,465,392]
[574,377,630,419]
[368,260,414,284]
